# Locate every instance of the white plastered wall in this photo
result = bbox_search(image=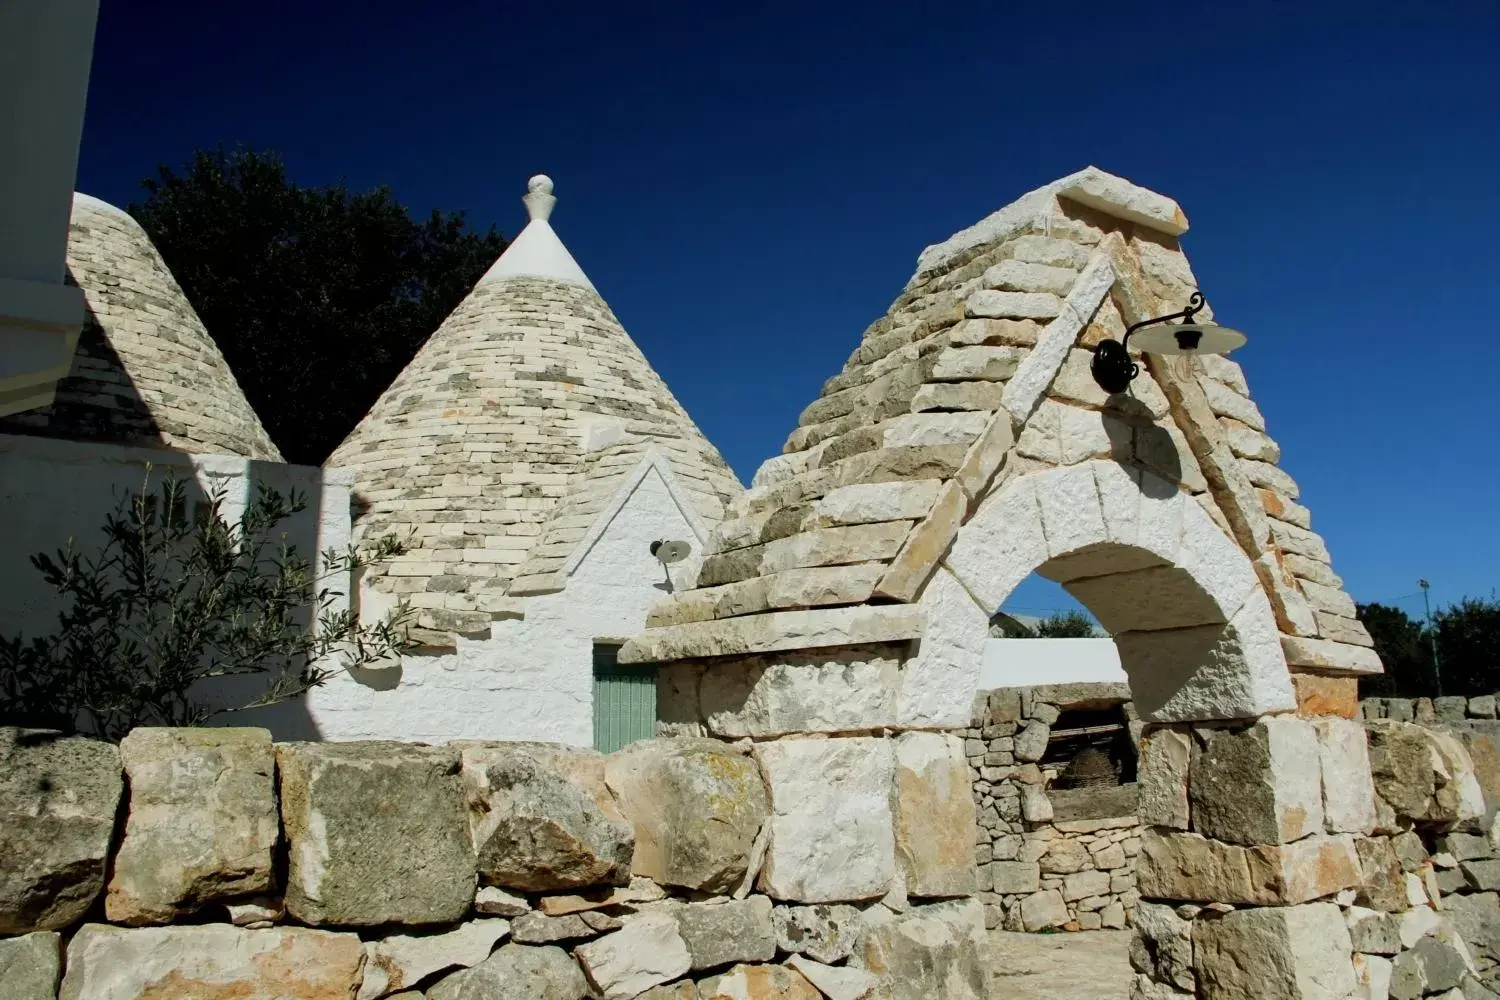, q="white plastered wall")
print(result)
[300,462,703,745]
